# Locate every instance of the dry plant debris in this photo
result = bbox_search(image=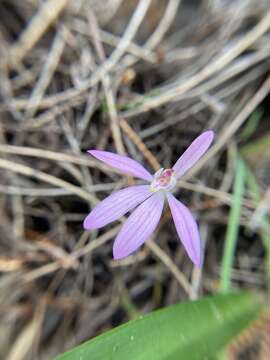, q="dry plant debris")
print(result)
[0,0,270,358]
